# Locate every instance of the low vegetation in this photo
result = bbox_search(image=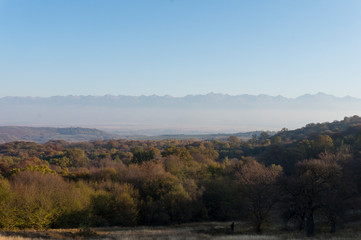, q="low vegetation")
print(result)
[1,222,361,240]
[1,116,361,238]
